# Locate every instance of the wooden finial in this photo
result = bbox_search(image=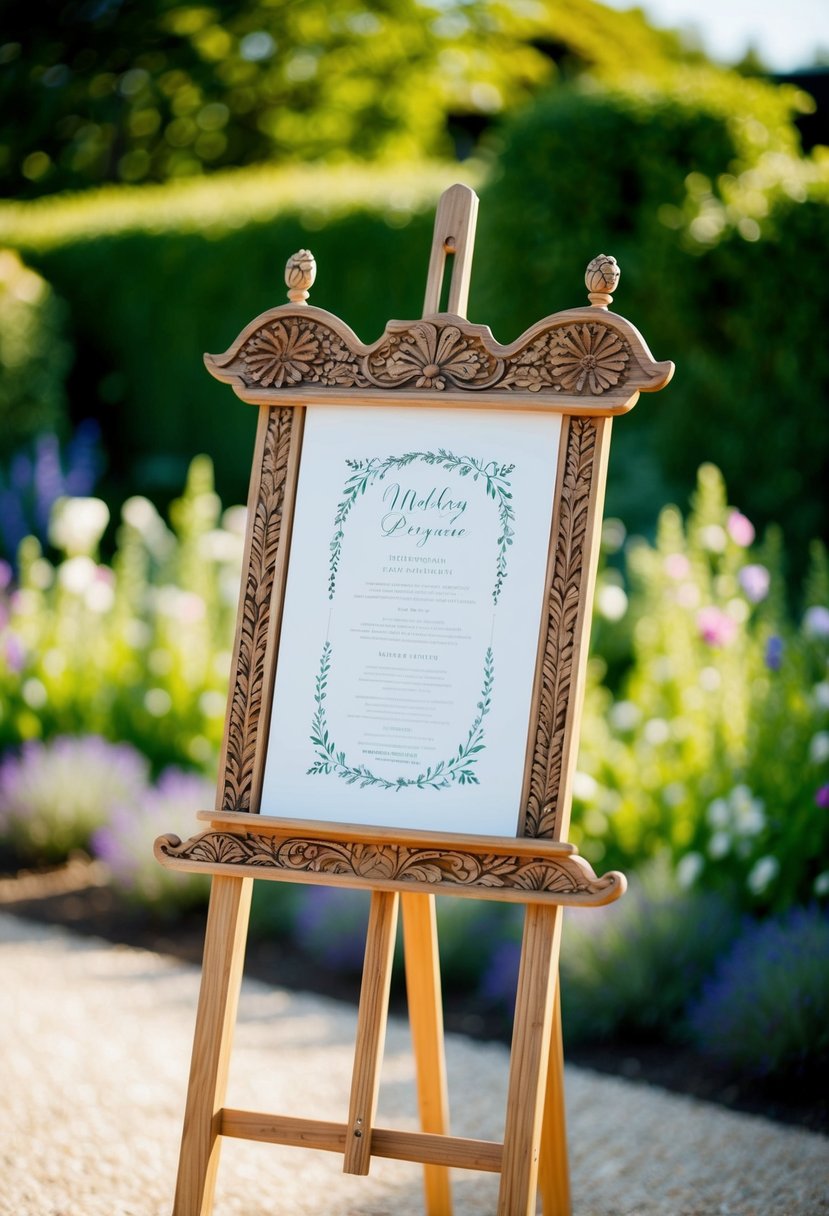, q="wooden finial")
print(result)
[285,249,316,305]
[585,254,620,309]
